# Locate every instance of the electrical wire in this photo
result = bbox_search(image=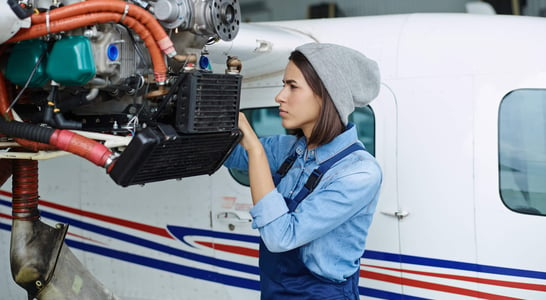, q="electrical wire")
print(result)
[6,51,47,113]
